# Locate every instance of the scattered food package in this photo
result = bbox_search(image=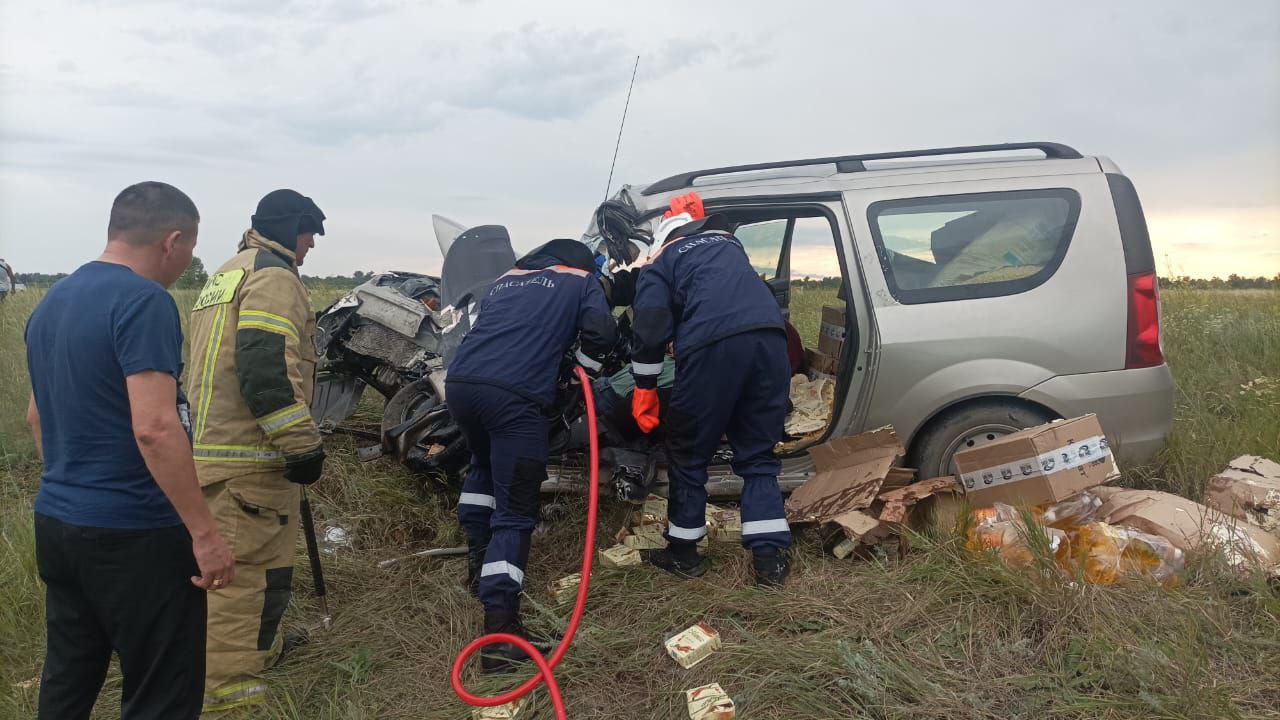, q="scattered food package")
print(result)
[472,697,528,719]
[549,573,582,605]
[619,524,667,550]
[665,622,722,669]
[686,682,736,719]
[598,544,642,568]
